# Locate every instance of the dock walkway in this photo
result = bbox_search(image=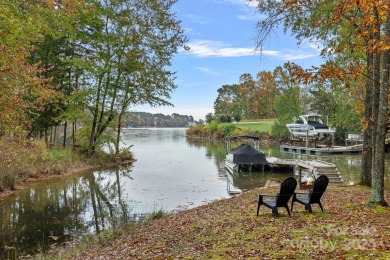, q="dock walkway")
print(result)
[267,157,343,184]
[280,144,362,155]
